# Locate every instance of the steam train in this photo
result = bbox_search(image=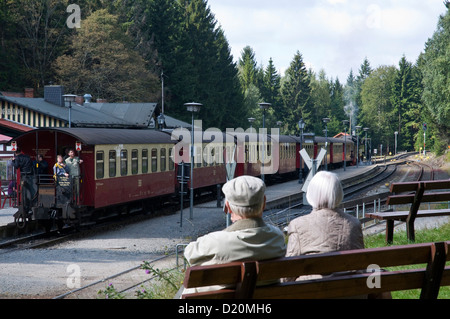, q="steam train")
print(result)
[10,127,356,231]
